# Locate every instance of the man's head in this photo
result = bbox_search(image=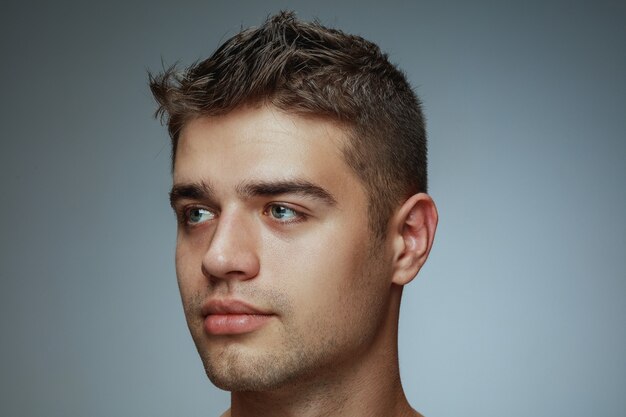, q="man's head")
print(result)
[151,11,437,396]
[150,11,427,239]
